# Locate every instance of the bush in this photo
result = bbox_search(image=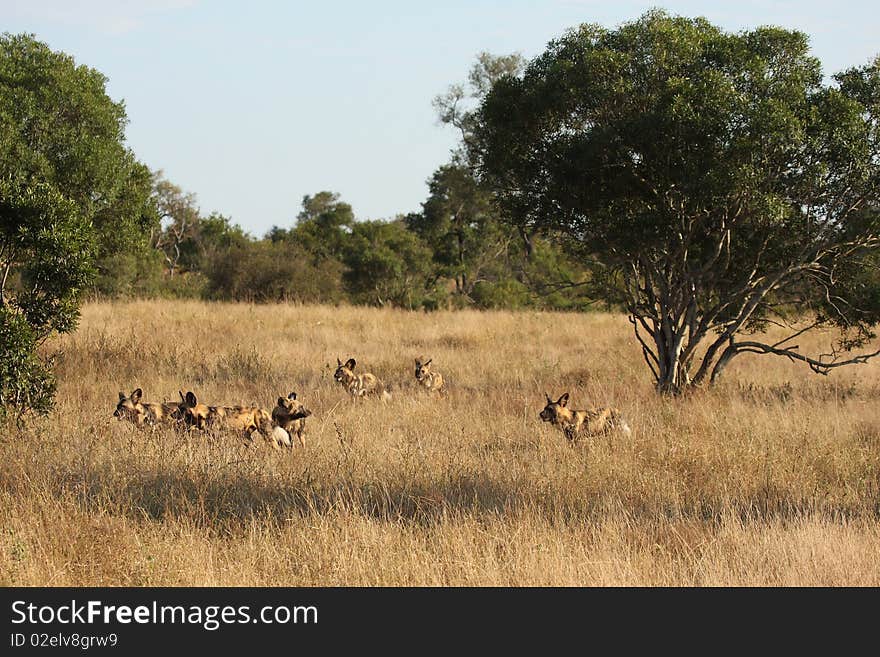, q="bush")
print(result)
[205,240,346,303]
[92,248,166,298]
[0,307,56,419]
